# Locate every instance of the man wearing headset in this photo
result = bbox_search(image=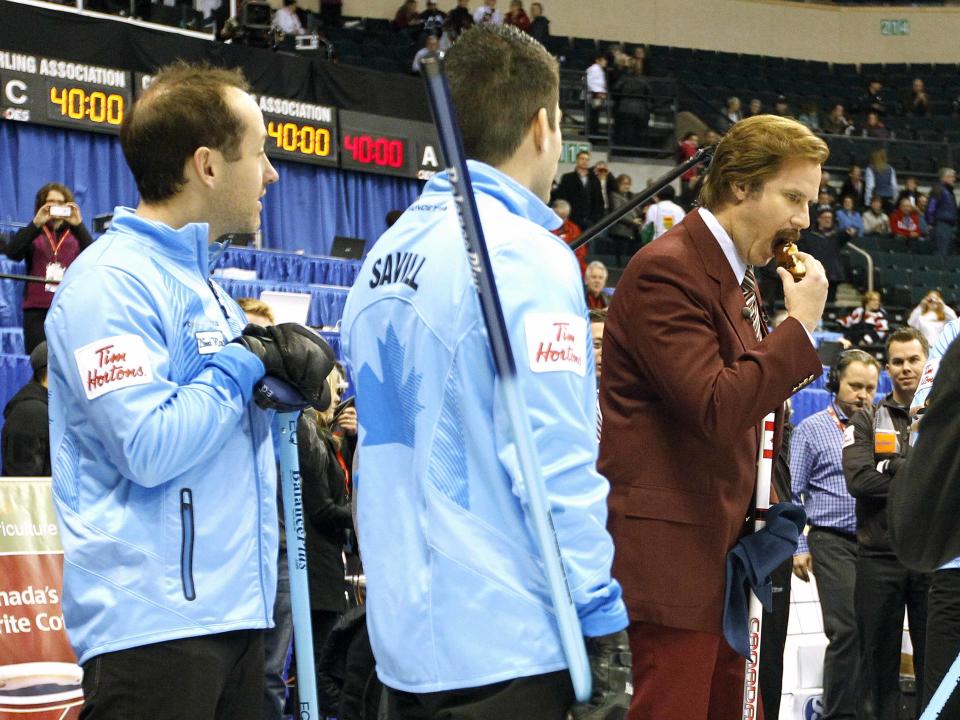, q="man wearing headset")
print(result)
[790,349,880,720]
